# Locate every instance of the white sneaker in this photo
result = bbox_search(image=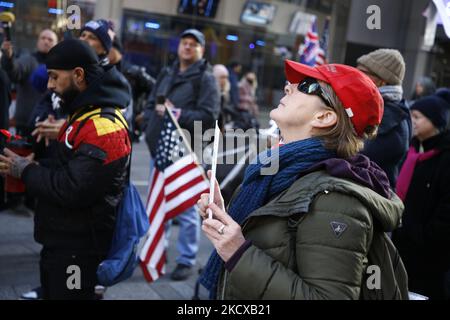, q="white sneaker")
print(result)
[19,287,42,300]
